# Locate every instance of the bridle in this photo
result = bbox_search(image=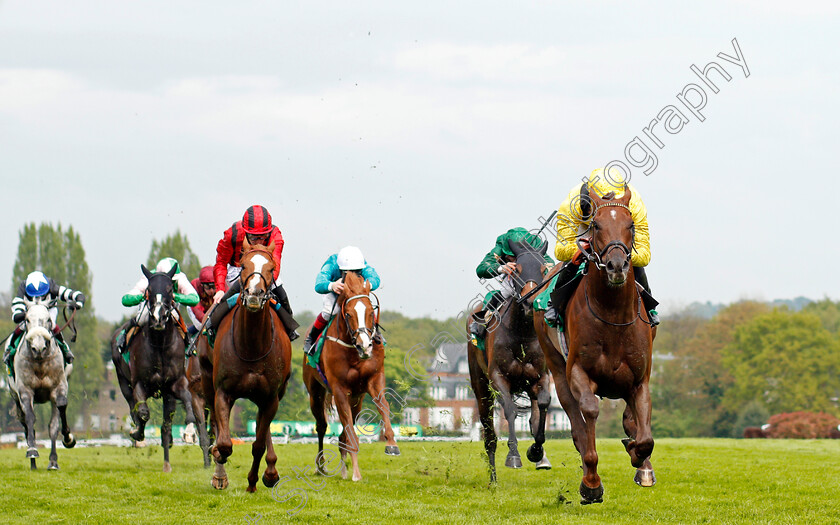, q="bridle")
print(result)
[577,202,635,272]
[238,247,274,310]
[146,276,174,331]
[327,289,380,354]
